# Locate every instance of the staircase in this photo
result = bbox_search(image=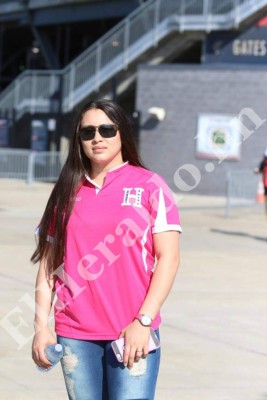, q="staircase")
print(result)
[1,0,267,120]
